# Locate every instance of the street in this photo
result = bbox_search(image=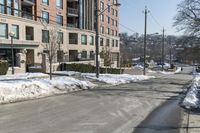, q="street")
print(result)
[0,67,193,133]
